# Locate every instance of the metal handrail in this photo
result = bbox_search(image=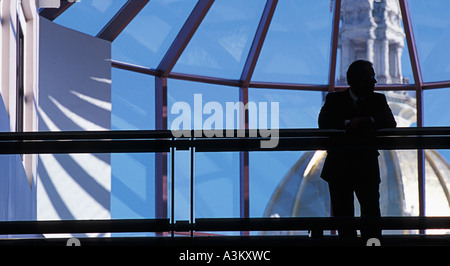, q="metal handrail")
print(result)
[0,217,449,235]
[1,127,449,140]
[0,127,448,237]
[0,219,170,235]
[0,127,449,154]
[194,217,450,232]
